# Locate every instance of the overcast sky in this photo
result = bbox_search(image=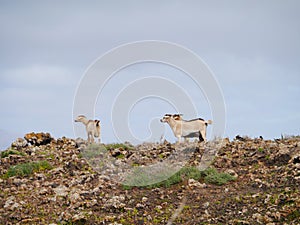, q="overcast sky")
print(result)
[1,1,300,149]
